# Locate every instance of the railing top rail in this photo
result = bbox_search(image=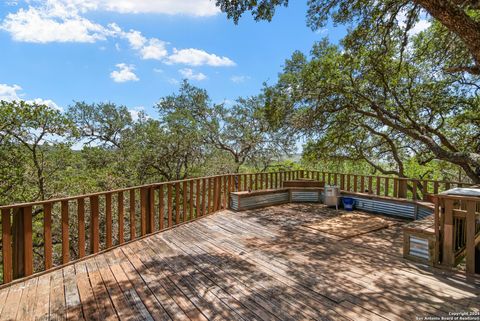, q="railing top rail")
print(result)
[435,194,480,202]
